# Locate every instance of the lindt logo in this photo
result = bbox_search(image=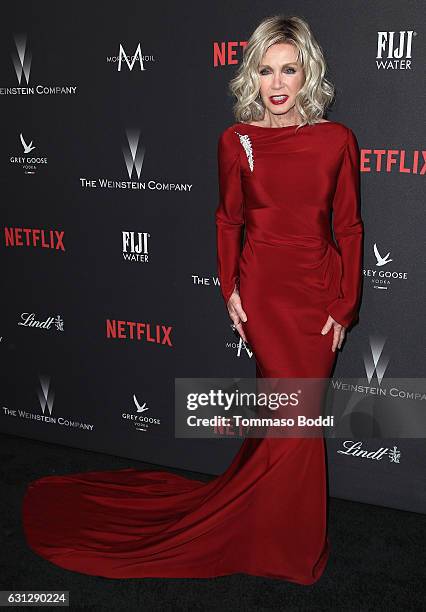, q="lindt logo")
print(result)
[4,227,65,250]
[338,440,401,463]
[18,312,64,332]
